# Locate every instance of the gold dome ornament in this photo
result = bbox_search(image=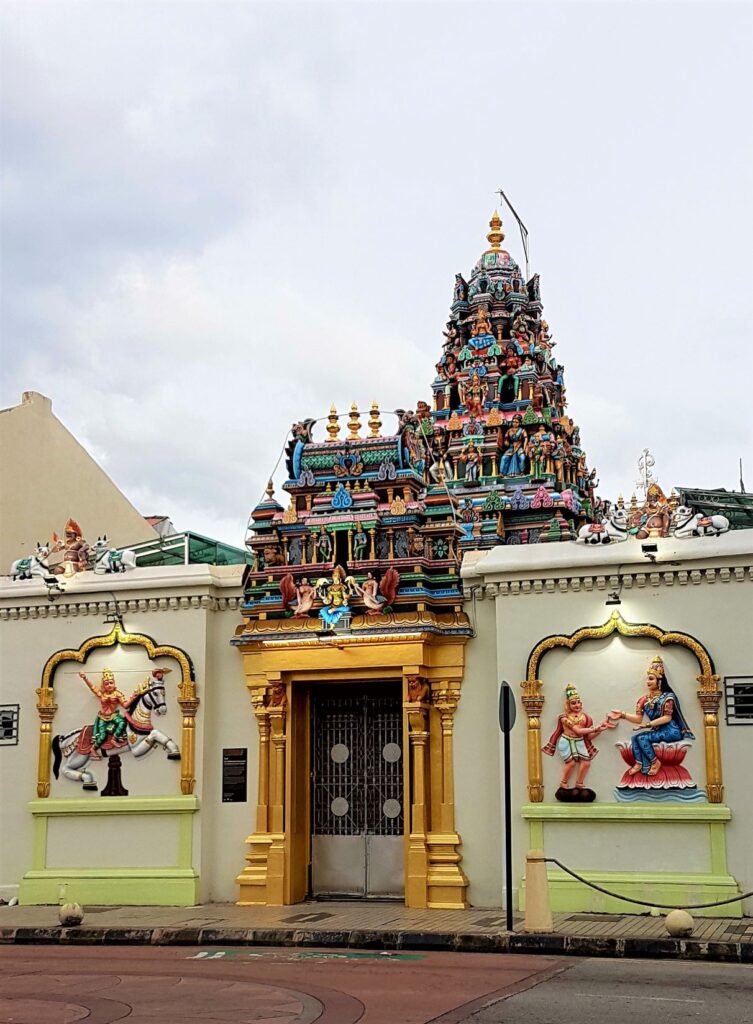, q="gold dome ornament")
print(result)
[326,404,340,442]
[486,210,505,252]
